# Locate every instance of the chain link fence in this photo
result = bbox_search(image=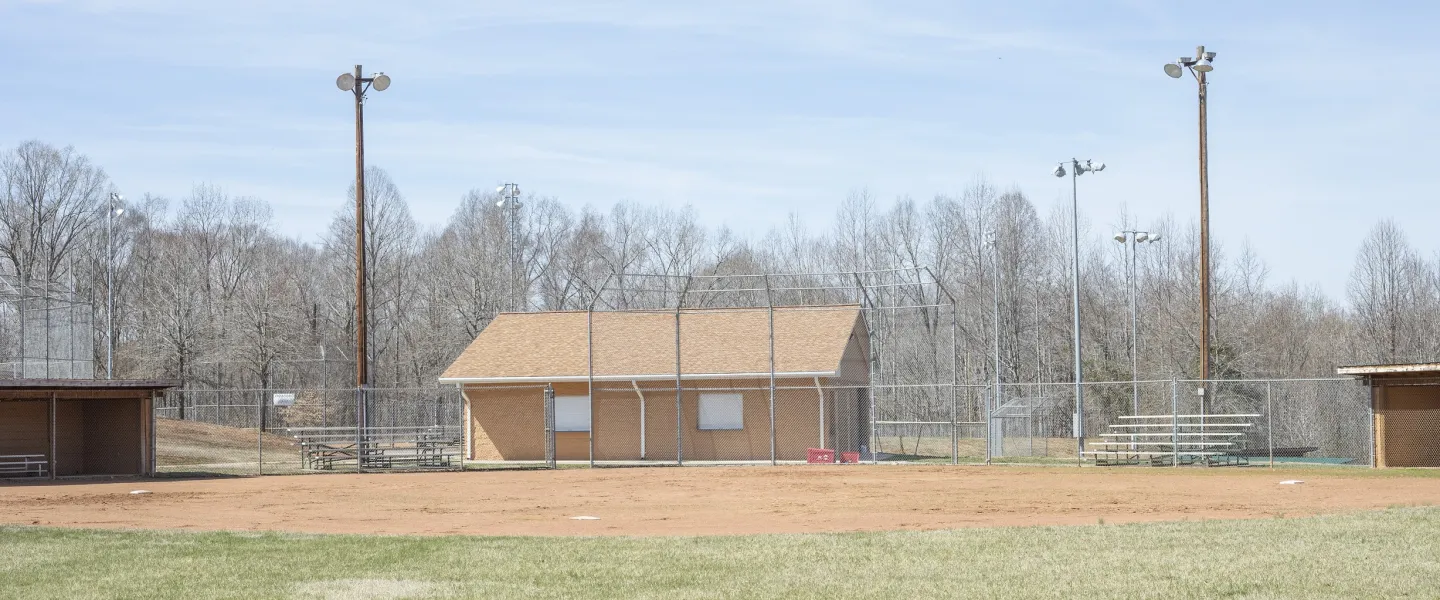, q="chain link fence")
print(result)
[149,378,1374,474]
[984,378,1372,466]
[152,387,463,476]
